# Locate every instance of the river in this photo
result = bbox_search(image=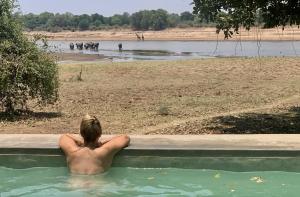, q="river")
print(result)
[48,40,300,61]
